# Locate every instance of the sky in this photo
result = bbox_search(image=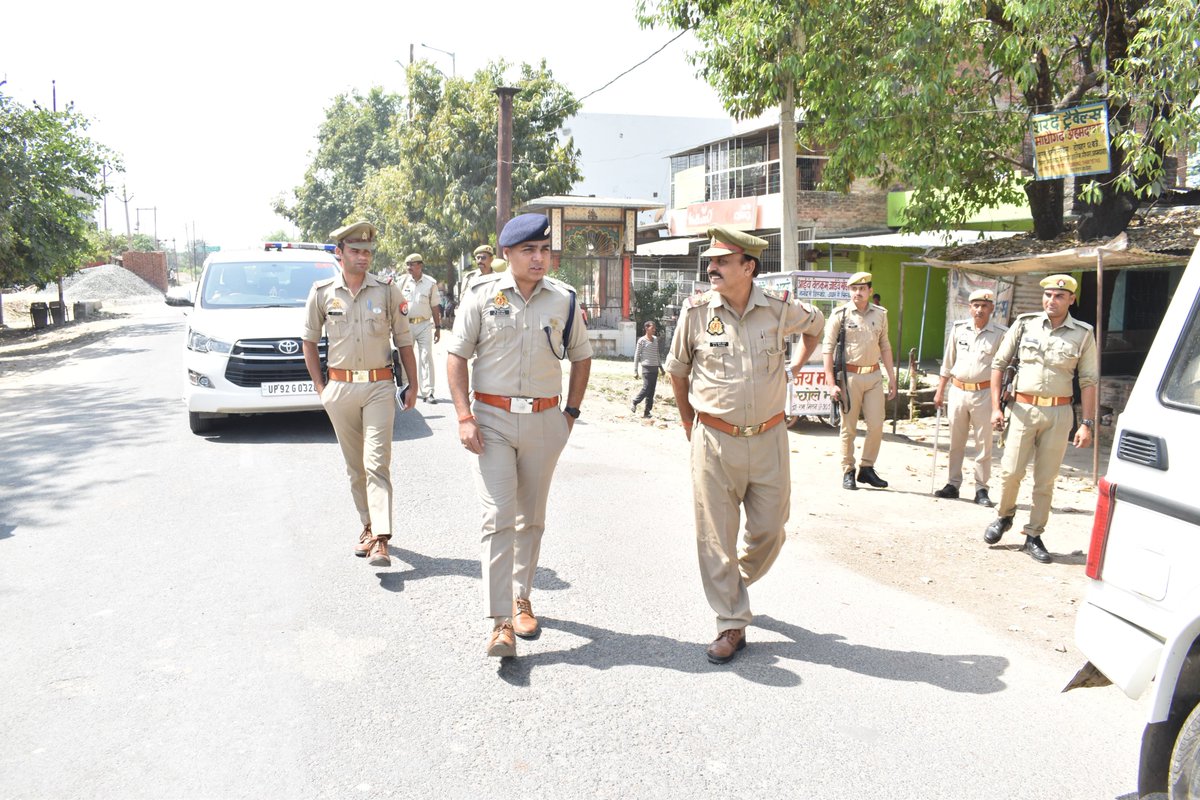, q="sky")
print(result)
[3,0,729,250]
